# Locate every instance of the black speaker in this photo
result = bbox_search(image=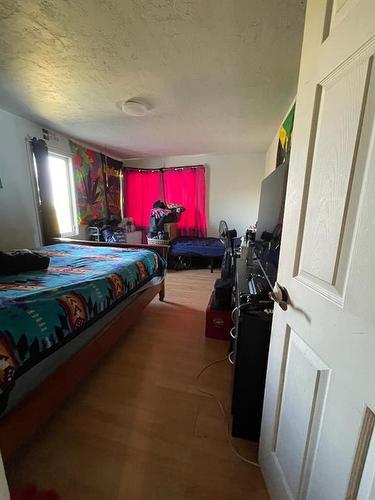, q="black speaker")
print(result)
[231,308,272,441]
[213,278,232,310]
